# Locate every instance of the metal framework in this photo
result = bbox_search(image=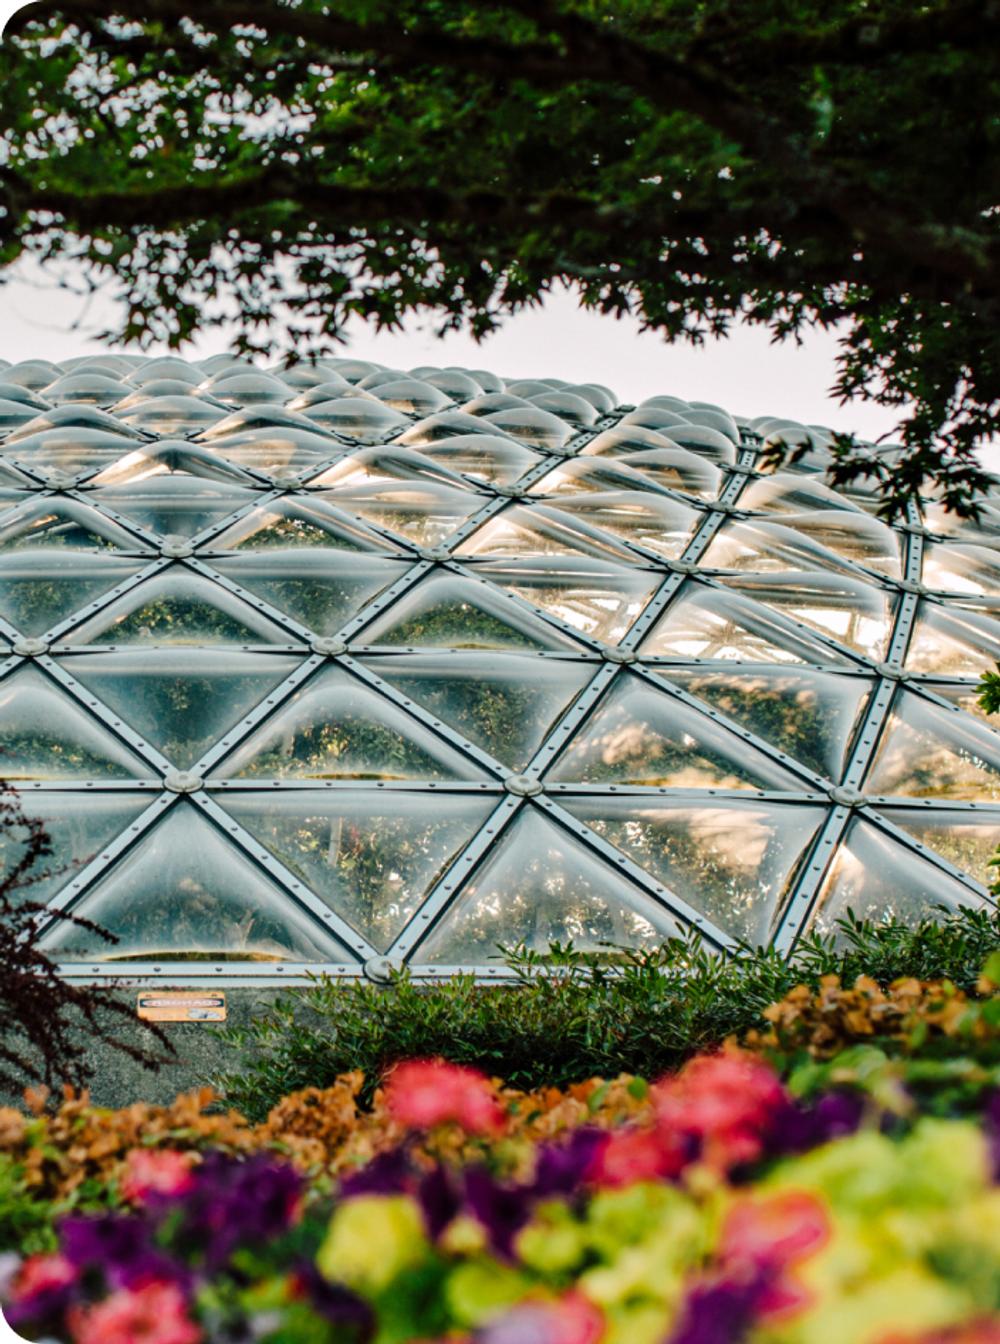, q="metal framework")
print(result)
[1,353,999,985]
